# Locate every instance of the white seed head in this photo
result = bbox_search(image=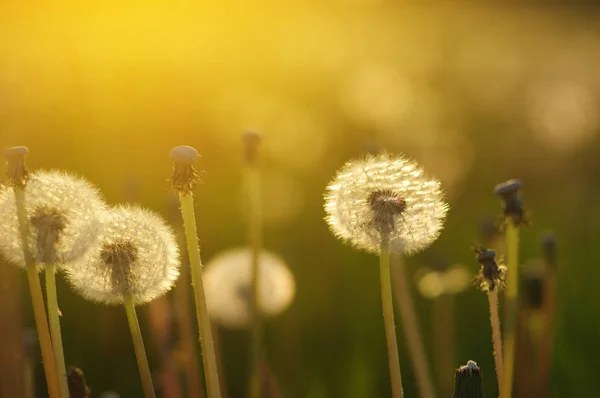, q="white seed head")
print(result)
[324,153,448,254]
[0,170,107,269]
[64,205,180,305]
[204,248,295,329]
